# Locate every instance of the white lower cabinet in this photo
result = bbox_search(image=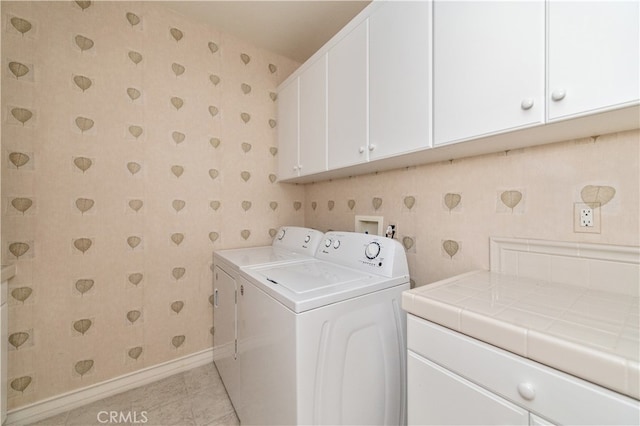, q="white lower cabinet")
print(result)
[407,315,640,426]
[408,351,529,425]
